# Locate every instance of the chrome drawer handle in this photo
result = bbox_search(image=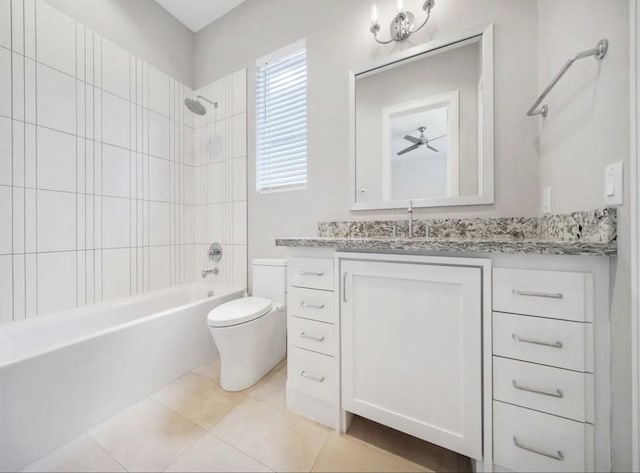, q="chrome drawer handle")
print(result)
[300,370,325,383]
[512,289,563,299]
[512,380,564,398]
[513,437,564,461]
[300,302,325,310]
[512,333,563,349]
[300,332,325,342]
[300,271,324,277]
